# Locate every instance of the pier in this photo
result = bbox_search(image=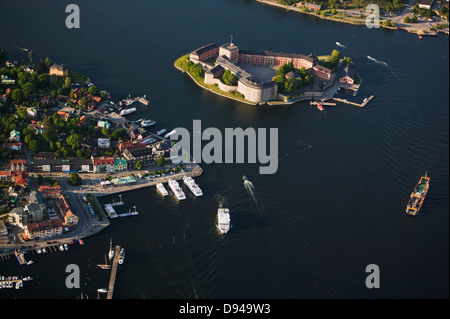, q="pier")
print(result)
[332,95,374,108]
[106,245,121,299]
[310,101,337,106]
